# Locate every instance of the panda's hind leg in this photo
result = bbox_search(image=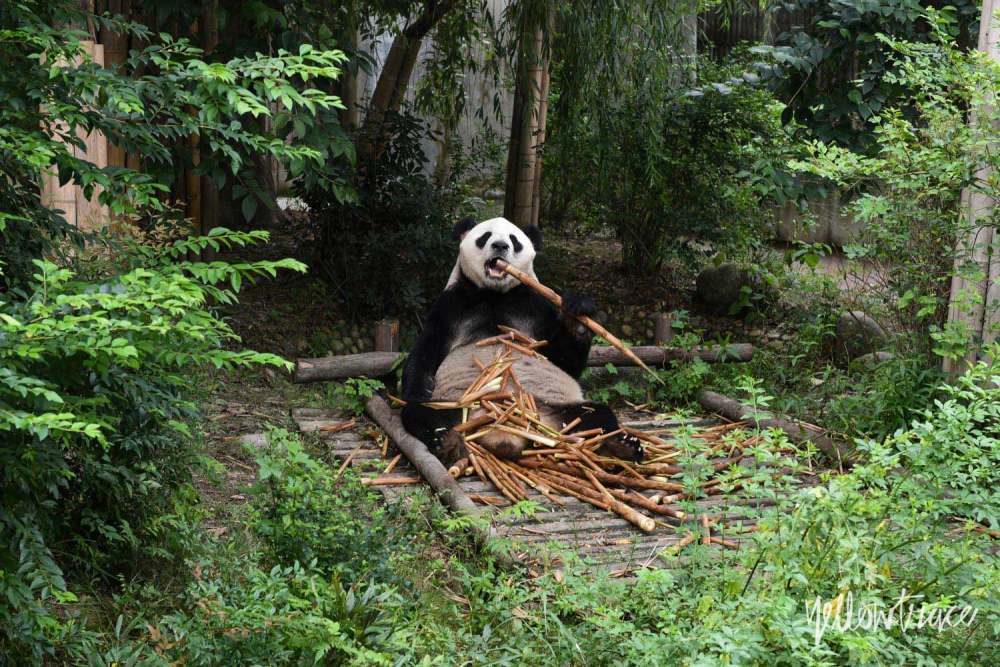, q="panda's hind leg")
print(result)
[401,403,465,465]
[549,402,644,462]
